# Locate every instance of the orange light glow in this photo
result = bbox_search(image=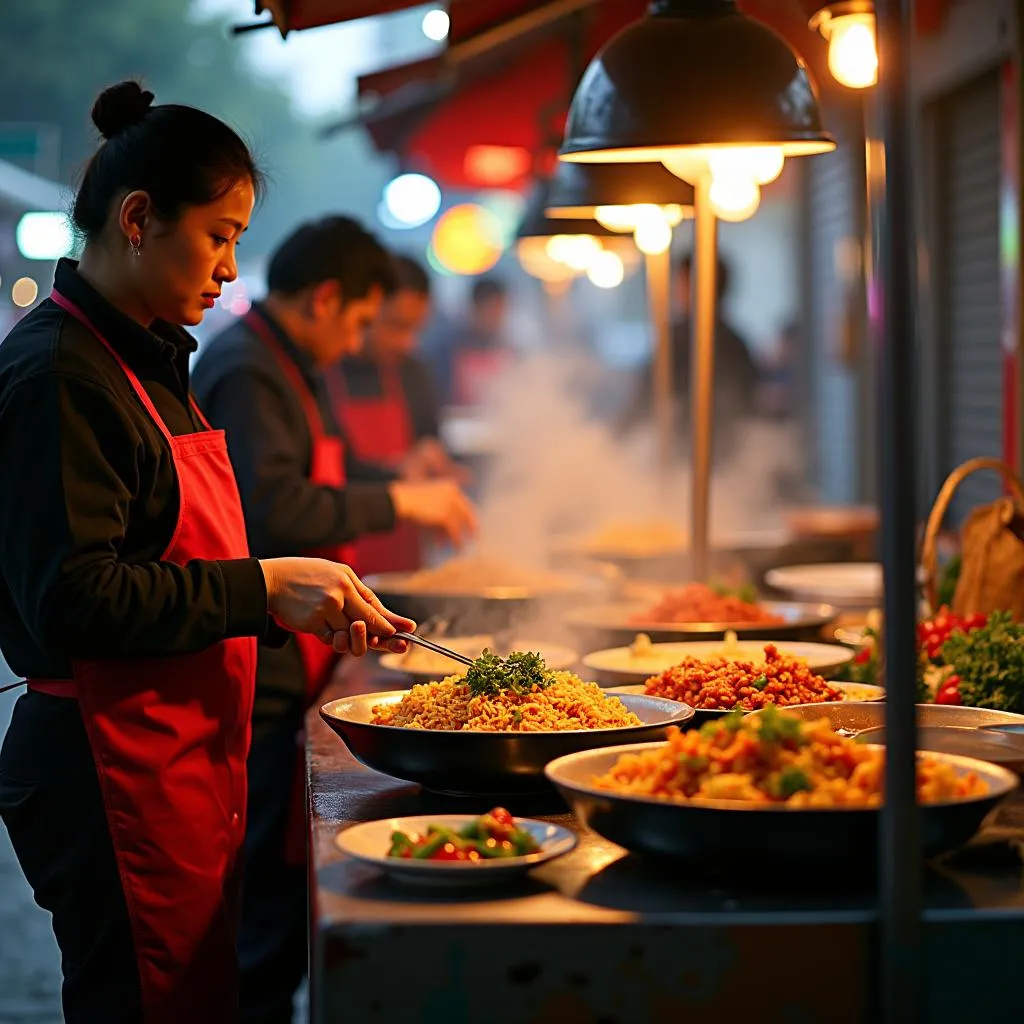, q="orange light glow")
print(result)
[430,203,504,276]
